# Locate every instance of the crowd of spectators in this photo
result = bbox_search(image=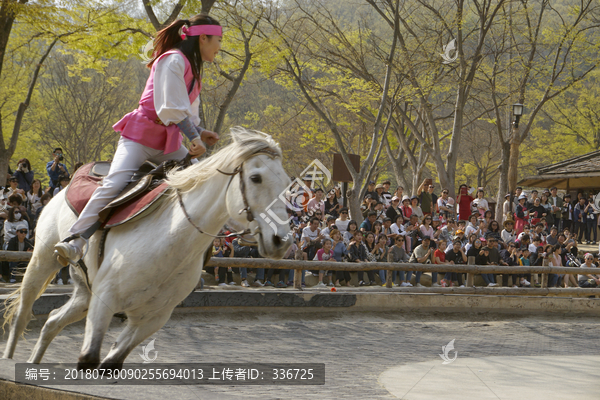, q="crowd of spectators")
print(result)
[0,148,75,283]
[212,177,600,289]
